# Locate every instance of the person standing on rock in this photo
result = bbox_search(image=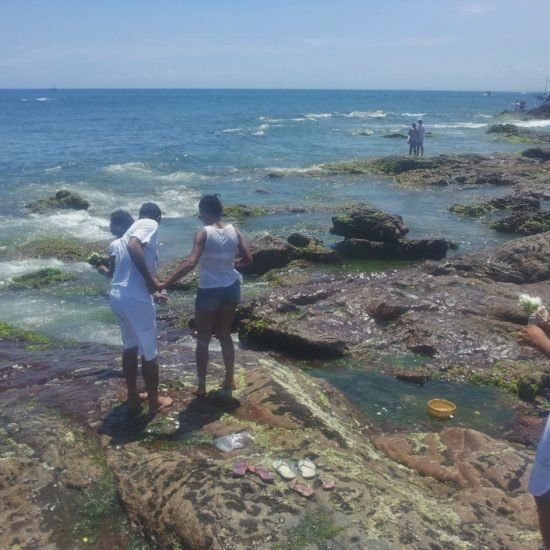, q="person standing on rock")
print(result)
[161,194,253,398]
[518,323,550,548]
[109,202,173,415]
[417,119,426,157]
[407,123,419,156]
